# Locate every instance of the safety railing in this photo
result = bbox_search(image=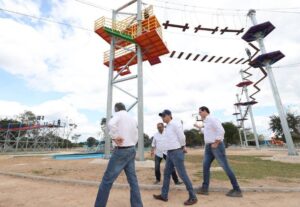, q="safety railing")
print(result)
[104,44,136,63]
